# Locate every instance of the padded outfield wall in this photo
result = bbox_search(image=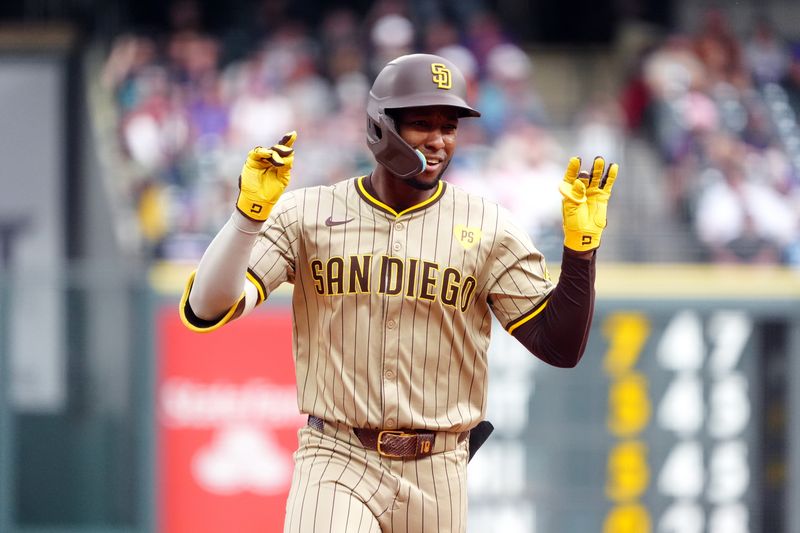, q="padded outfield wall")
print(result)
[2,254,799,533]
